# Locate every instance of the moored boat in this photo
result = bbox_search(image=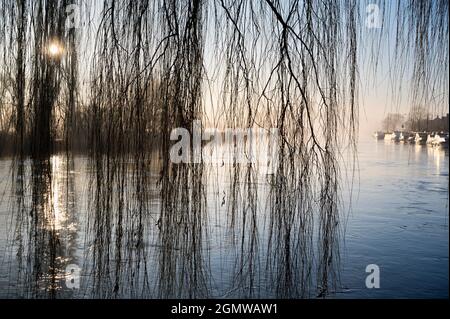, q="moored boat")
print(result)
[373,131,385,140]
[426,132,437,144]
[402,132,414,143]
[391,131,402,142]
[384,132,393,141]
[414,132,428,145]
[431,133,449,147]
